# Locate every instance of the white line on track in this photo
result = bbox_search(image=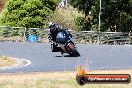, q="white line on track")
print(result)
[0,58,32,70]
